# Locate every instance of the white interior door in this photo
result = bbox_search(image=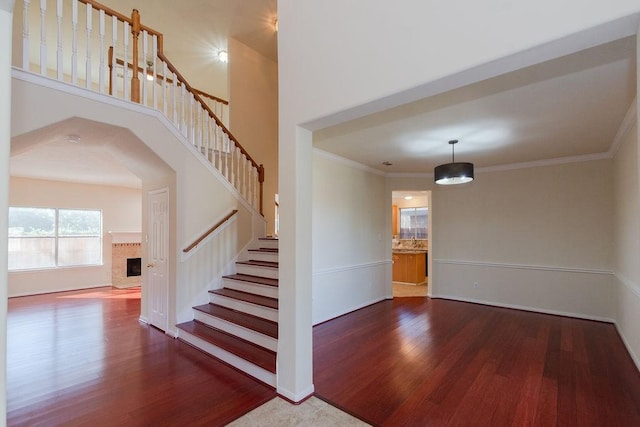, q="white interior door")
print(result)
[147,188,169,331]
